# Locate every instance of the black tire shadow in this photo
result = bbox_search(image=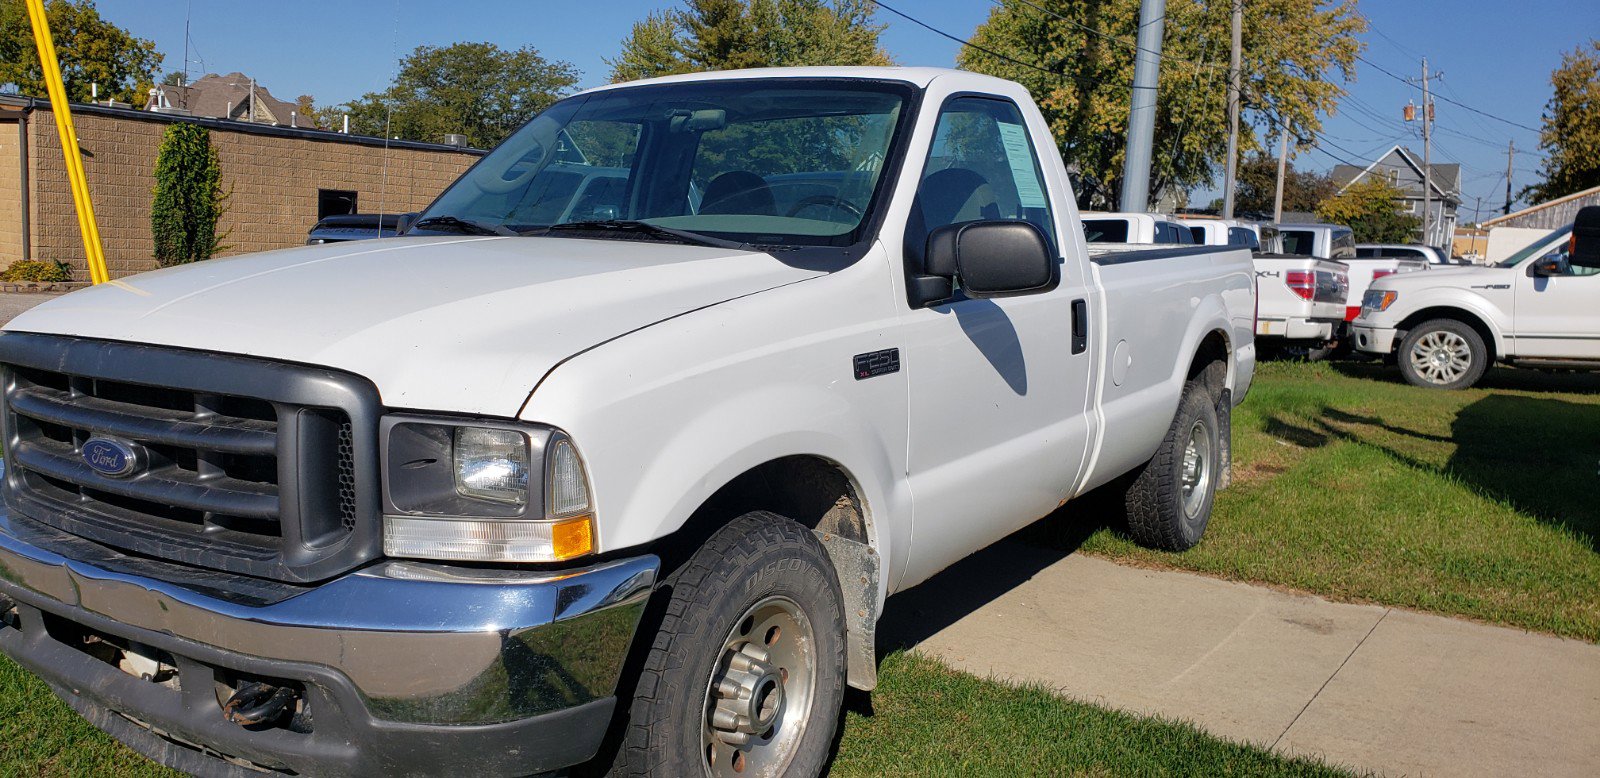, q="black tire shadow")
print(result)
[1330,360,1600,395]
